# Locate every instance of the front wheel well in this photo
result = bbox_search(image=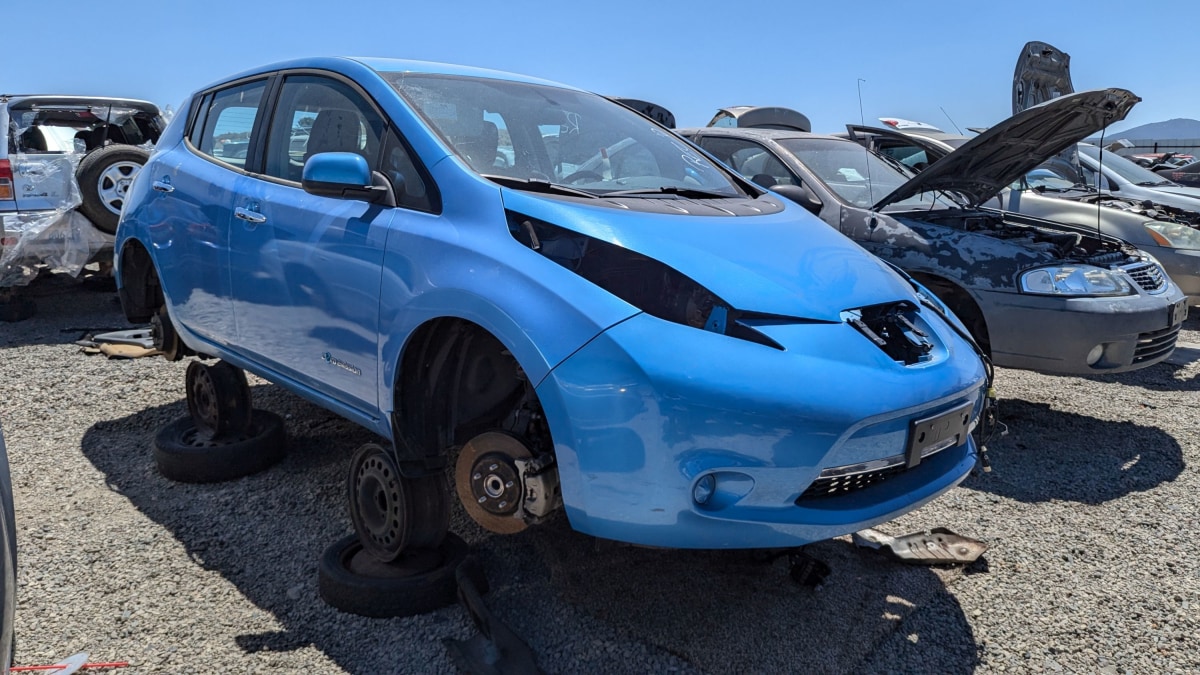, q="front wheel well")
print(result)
[392,318,552,472]
[907,272,991,356]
